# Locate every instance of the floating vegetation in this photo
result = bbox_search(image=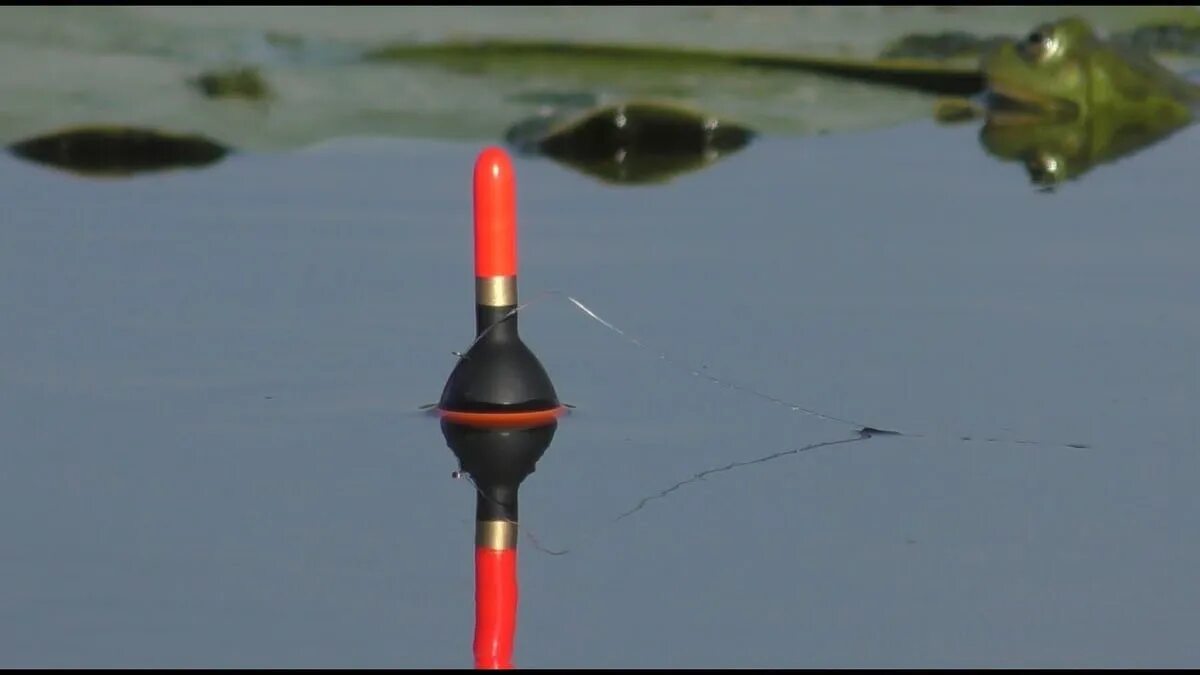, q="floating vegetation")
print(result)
[189,66,272,101]
[881,18,1200,62]
[933,96,984,124]
[367,39,986,96]
[1112,22,1200,56]
[8,126,229,178]
[879,30,1006,61]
